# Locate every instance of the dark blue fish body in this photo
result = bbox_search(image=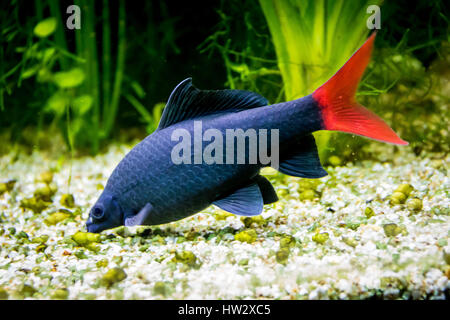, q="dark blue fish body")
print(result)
[86,34,407,233]
[100,96,319,225]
